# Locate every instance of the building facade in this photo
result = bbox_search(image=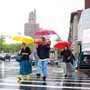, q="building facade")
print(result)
[68,0,90,58]
[85,0,90,9]
[68,10,82,58]
[24,9,40,38]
